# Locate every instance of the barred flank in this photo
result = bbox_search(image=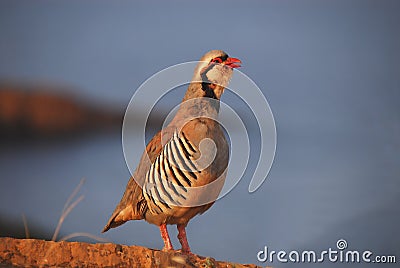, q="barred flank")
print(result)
[143,131,200,214]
